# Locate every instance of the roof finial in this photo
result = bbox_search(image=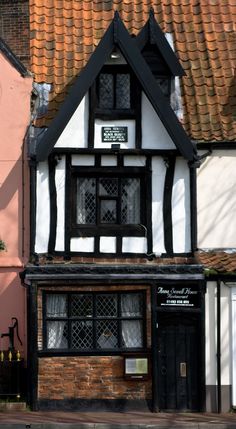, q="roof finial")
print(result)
[149,7,155,18]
